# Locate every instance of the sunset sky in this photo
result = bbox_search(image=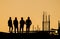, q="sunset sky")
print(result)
[0,0,60,32]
